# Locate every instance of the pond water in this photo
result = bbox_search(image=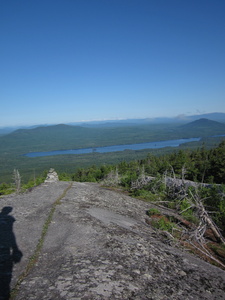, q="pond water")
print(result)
[24,137,201,157]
